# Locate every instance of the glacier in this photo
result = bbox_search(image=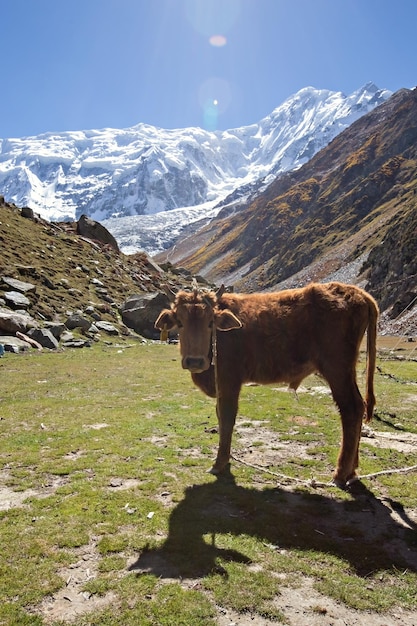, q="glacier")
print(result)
[0,82,391,254]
